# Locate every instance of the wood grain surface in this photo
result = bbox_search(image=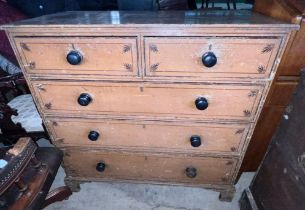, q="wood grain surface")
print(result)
[15,37,138,76]
[32,81,264,121]
[63,148,237,185]
[46,118,250,155]
[144,37,280,80]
